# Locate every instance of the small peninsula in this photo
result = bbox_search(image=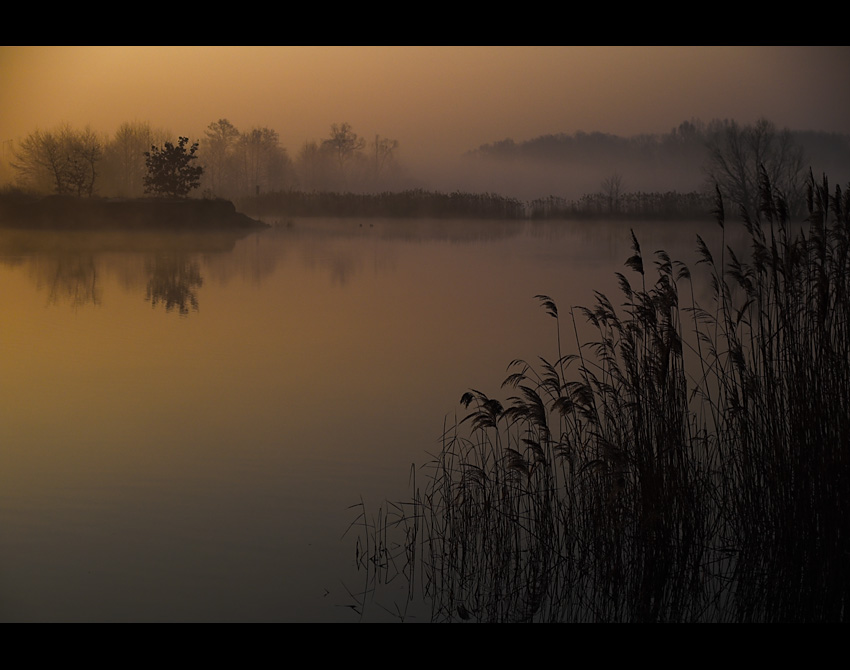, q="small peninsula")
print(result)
[0,194,267,230]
